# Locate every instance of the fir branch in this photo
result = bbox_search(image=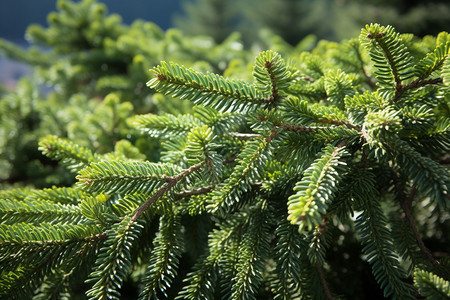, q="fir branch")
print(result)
[206,135,274,214]
[401,77,443,92]
[39,135,98,173]
[0,223,105,298]
[26,187,88,205]
[414,268,450,299]
[271,219,304,299]
[279,123,322,133]
[177,252,219,300]
[77,161,183,195]
[307,222,331,266]
[140,209,184,299]
[231,206,271,299]
[229,132,261,140]
[149,62,264,113]
[0,197,82,225]
[178,212,246,299]
[351,40,377,89]
[354,169,415,299]
[0,223,104,245]
[282,96,361,130]
[174,185,216,200]
[132,113,202,138]
[387,138,449,208]
[391,173,441,269]
[253,50,291,103]
[360,24,415,100]
[131,161,205,222]
[414,40,449,80]
[86,217,143,300]
[287,145,347,231]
